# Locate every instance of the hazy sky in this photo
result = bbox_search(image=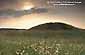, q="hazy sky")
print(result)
[0,0,85,29]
